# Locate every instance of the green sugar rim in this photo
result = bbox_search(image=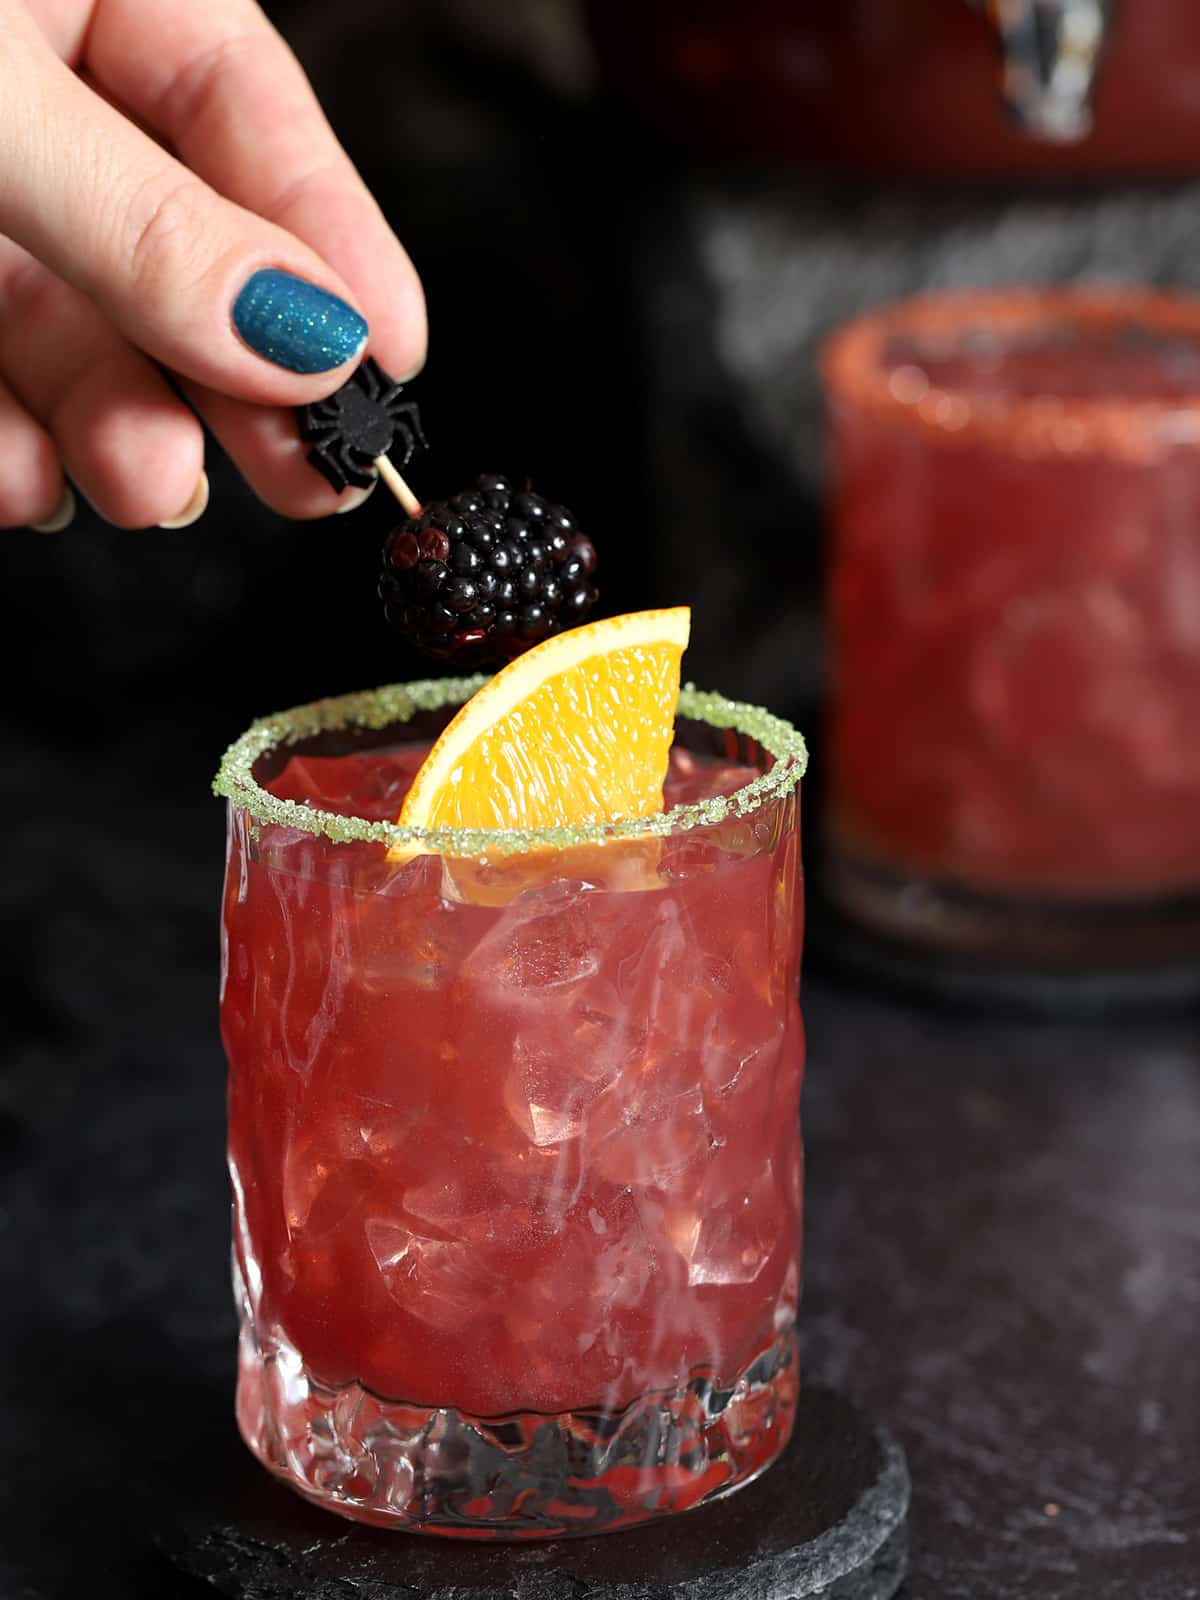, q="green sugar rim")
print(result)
[212,676,808,858]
